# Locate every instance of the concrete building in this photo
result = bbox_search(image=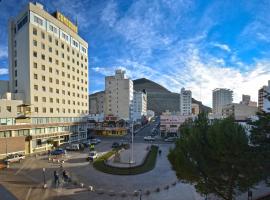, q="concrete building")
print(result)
[0,80,9,96]
[240,94,257,107]
[192,103,200,115]
[0,93,23,118]
[9,2,88,117]
[0,2,90,158]
[222,103,258,121]
[212,88,233,115]
[89,91,105,114]
[105,69,133,121]
[179,88,192,115]
[160,110,192,137]
[133,90,147,121]
[258,80,270,112]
